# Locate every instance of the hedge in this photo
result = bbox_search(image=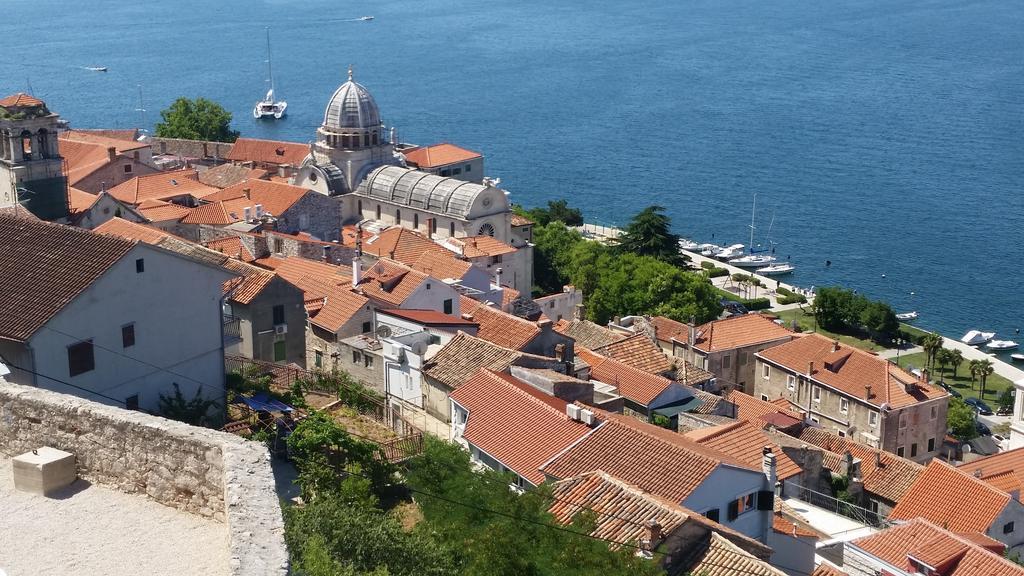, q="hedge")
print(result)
[707,267,729,278]
[776,286,807,305]
[714,287,772,311]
